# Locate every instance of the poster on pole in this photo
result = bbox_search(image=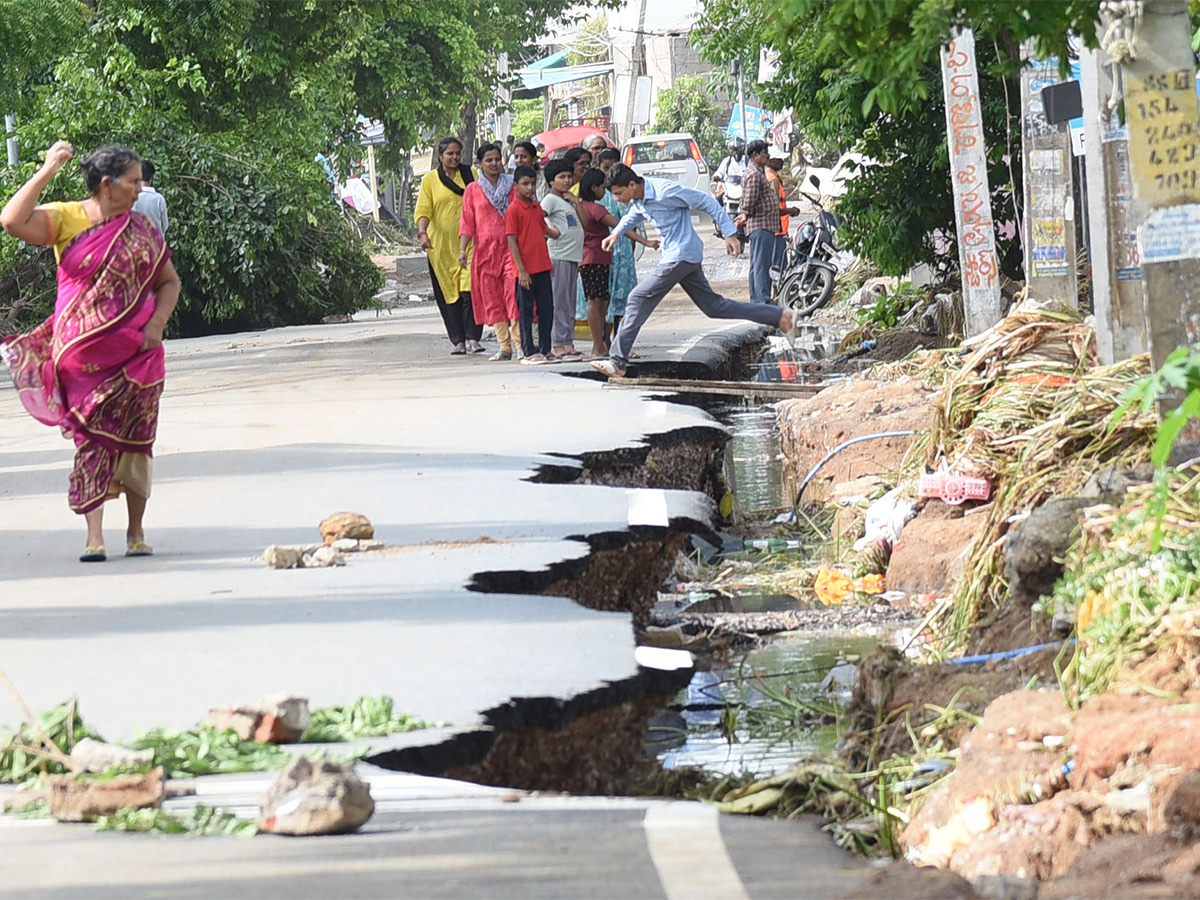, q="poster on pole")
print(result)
[725,104,772,140]
[940,29,1003,336]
